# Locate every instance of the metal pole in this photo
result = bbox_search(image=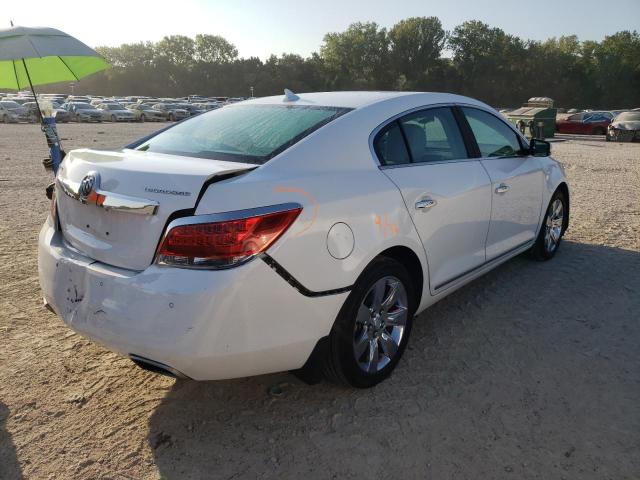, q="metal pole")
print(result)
[21,58,44,123]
